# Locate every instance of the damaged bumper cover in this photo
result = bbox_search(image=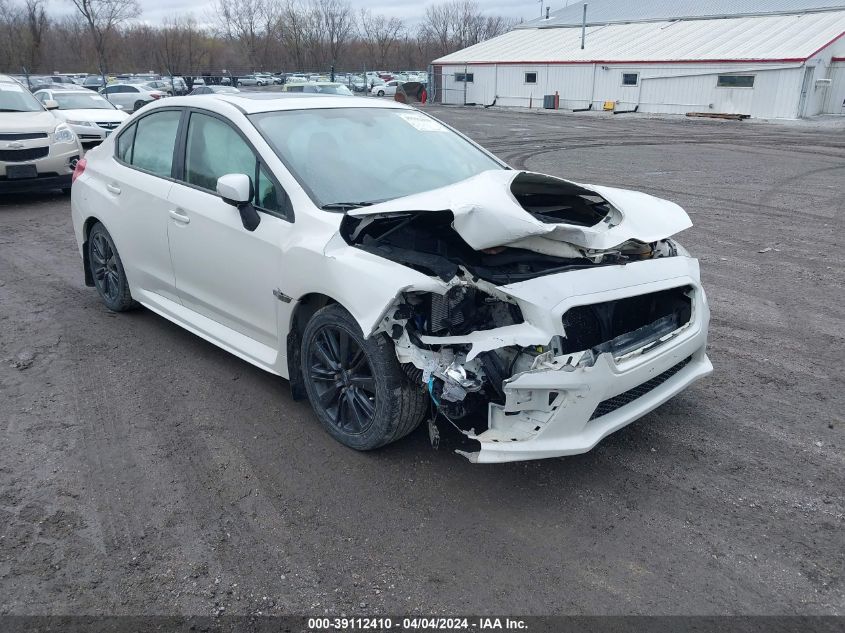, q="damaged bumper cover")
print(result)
[380,256,711,463]
[465,321,710,463]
